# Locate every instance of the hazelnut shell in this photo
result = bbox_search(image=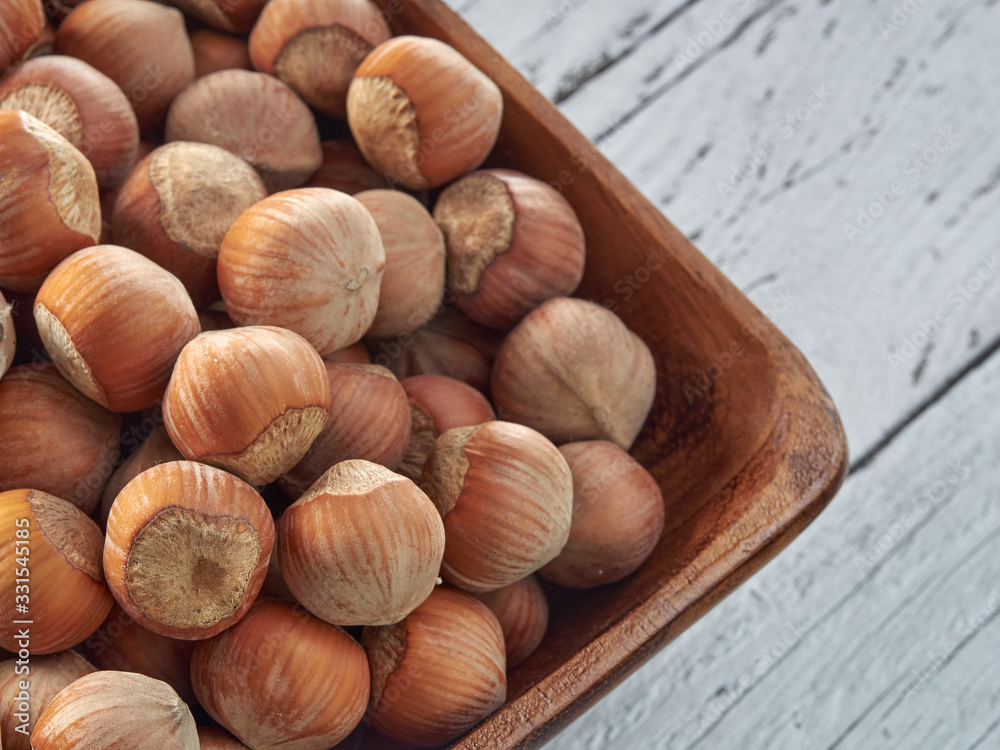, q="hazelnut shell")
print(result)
[357,189,446,339]
[112,141,268,309]
[190,29,253,78]
[30,670,198,749]
[280,363,410,498]
[305,139,390,194]
[0,0,44,71]
[372,305,503,394]
[0,110,100,292]
[79,602,197,705]
[539,441,665,588]
[191,598,370,749]
[165,69,322,193]
[346,36,503,190]
[163,326,331,486]
[0,650,95,750]
[54,0,196,132]
[0,489,113,654]
[362,586,506,747]
[218,188,385,355]
[104,460,275,640]
[434,168,586,329]
[420,421,573,592]
[0,362,121,514]
[99,425,183,528]
[279,460,445,626]
[398,374,495,481]
[0,55,139,187]
[491,297,657,449]
[249,0,391,118]
[33,244,202,413]
[477,574,548,668]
